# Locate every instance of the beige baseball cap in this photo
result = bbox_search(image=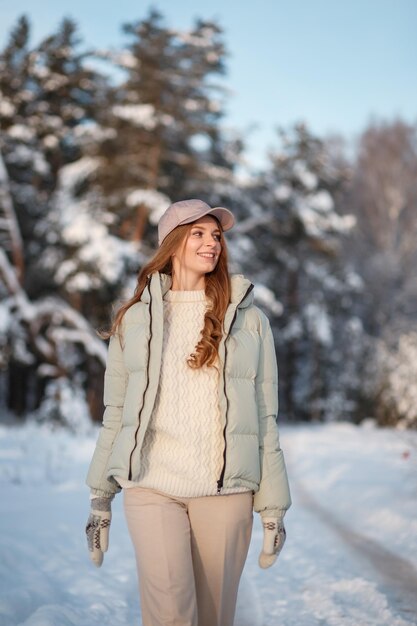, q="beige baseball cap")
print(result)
[158,199,235,246]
